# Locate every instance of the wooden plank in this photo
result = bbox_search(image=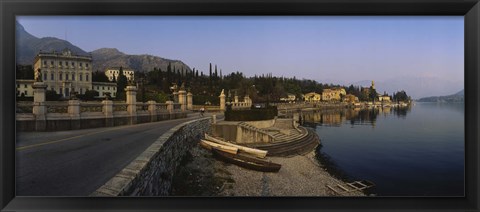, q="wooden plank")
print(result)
[337,184,350,191]
[326,185,342,194]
